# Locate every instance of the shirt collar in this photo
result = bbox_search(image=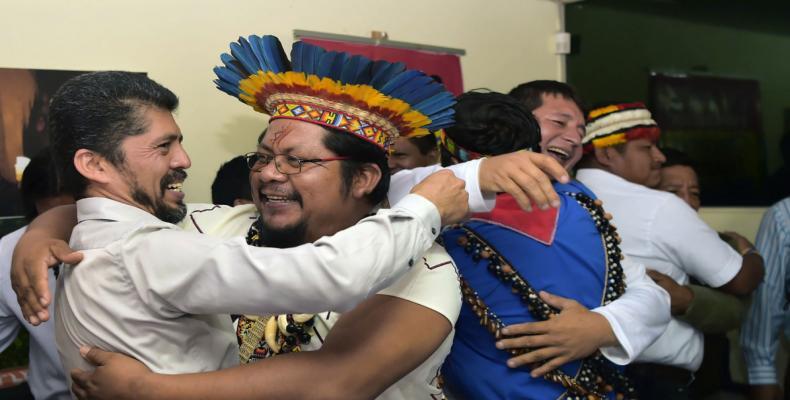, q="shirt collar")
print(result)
[76,197,172,227]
